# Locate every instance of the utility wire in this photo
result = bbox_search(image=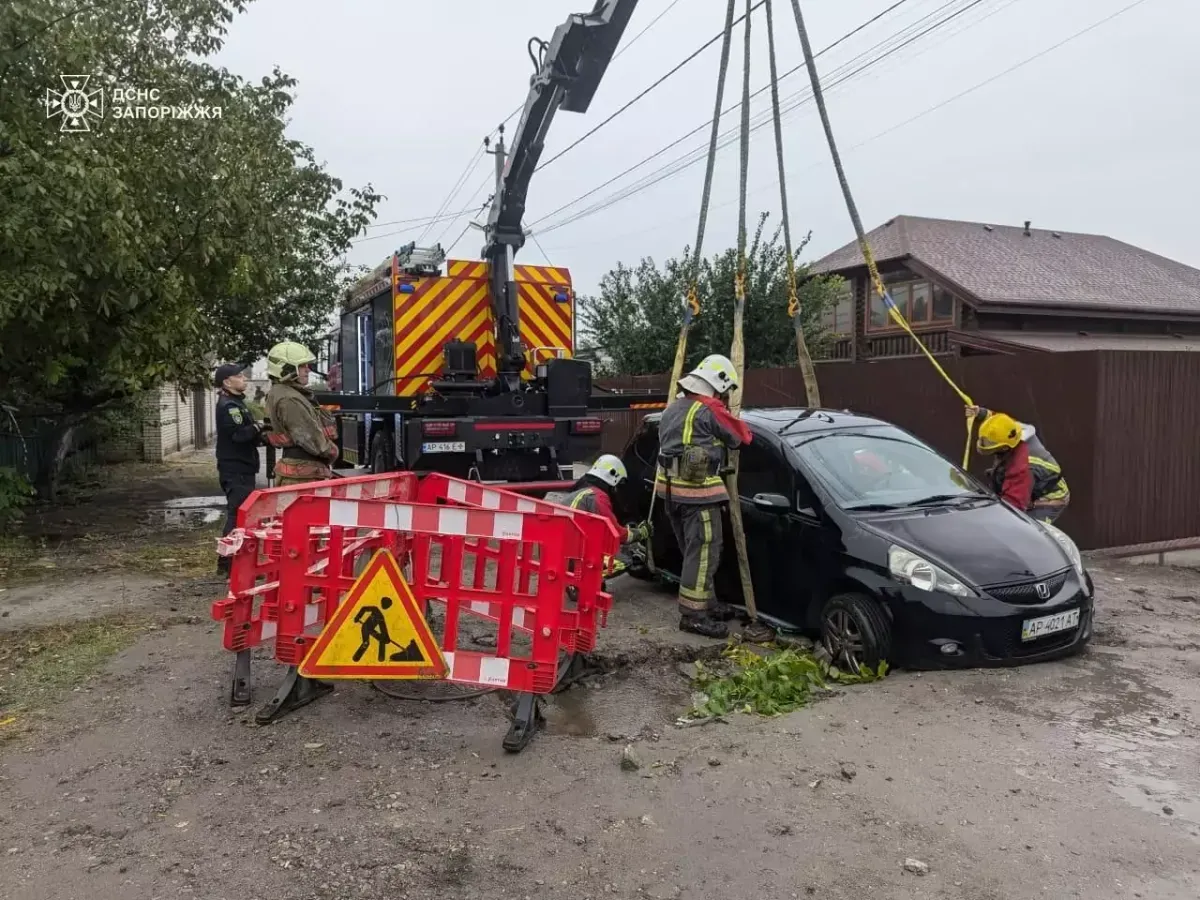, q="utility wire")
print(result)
[417,142,487,244]
[535,0,769,174]
[535,0,990,234]
[527,0,919,230]
[538,0,1149,250]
